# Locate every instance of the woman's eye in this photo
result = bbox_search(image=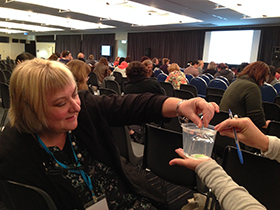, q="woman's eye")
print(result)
[56,102,66,107]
